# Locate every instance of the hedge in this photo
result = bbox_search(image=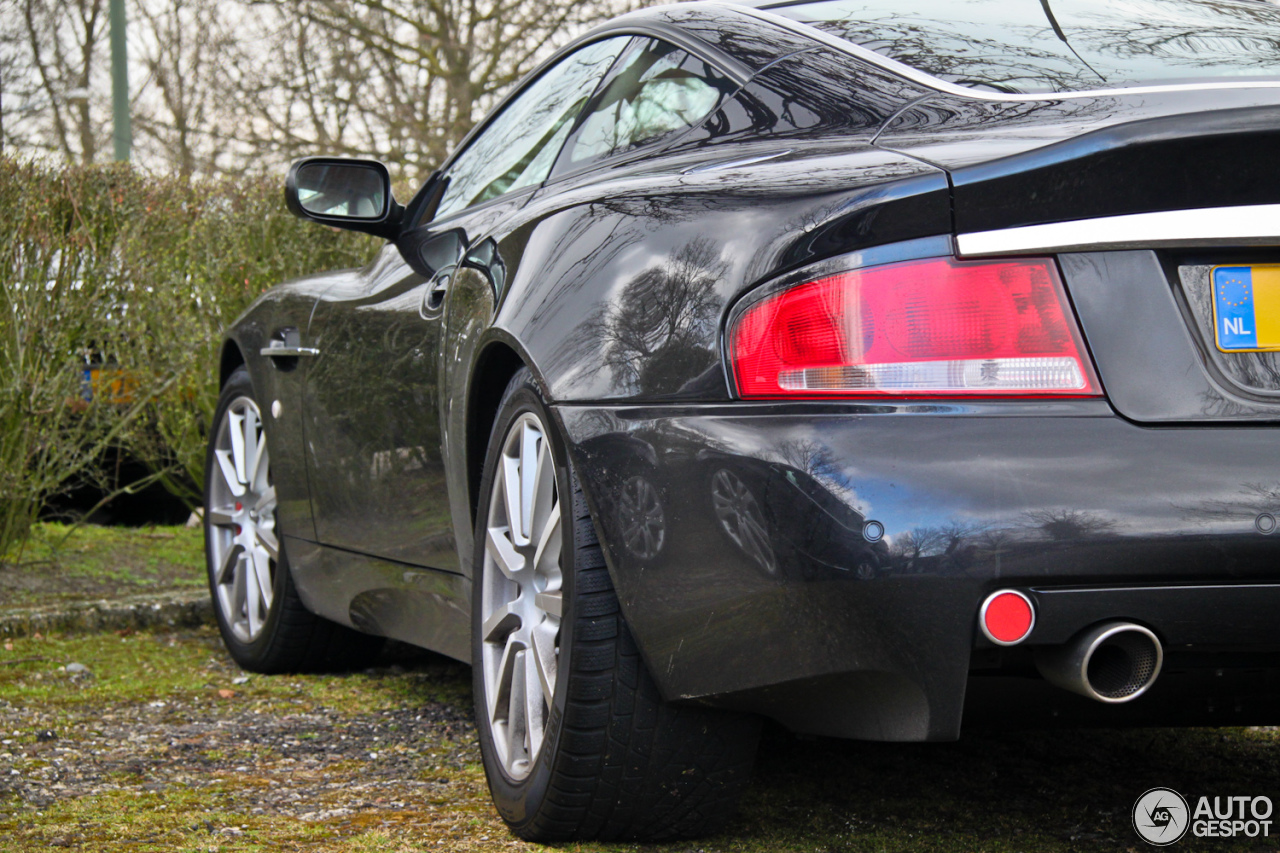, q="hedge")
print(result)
[0,158,377,558]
